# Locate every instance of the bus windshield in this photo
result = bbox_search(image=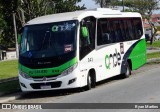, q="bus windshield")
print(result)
[20,20,77,58]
